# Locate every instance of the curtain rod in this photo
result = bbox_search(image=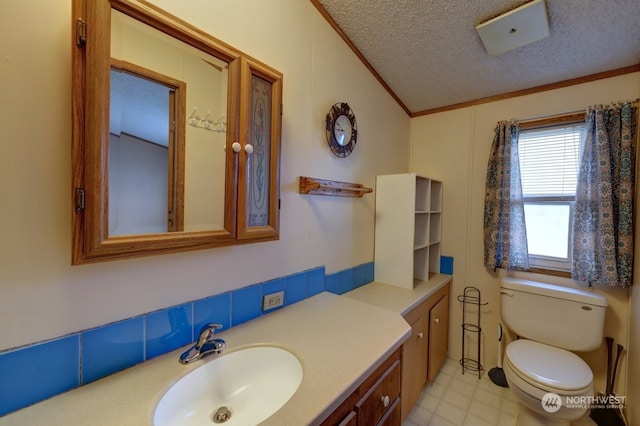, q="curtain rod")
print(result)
[518,109,584,124]
[518,99,639,125]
